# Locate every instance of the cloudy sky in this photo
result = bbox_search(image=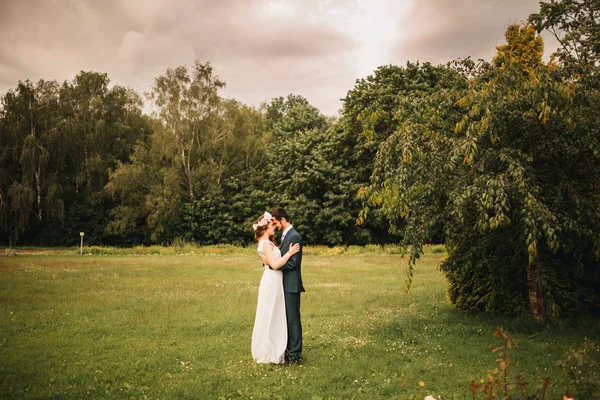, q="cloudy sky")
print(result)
[0,0,557,116]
